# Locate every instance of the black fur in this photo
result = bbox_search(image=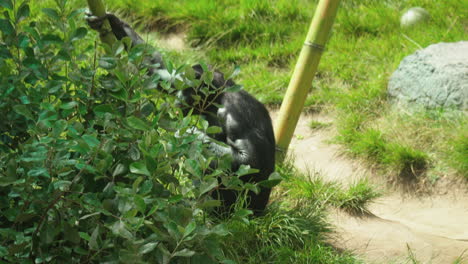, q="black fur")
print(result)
[86,13,275,215]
